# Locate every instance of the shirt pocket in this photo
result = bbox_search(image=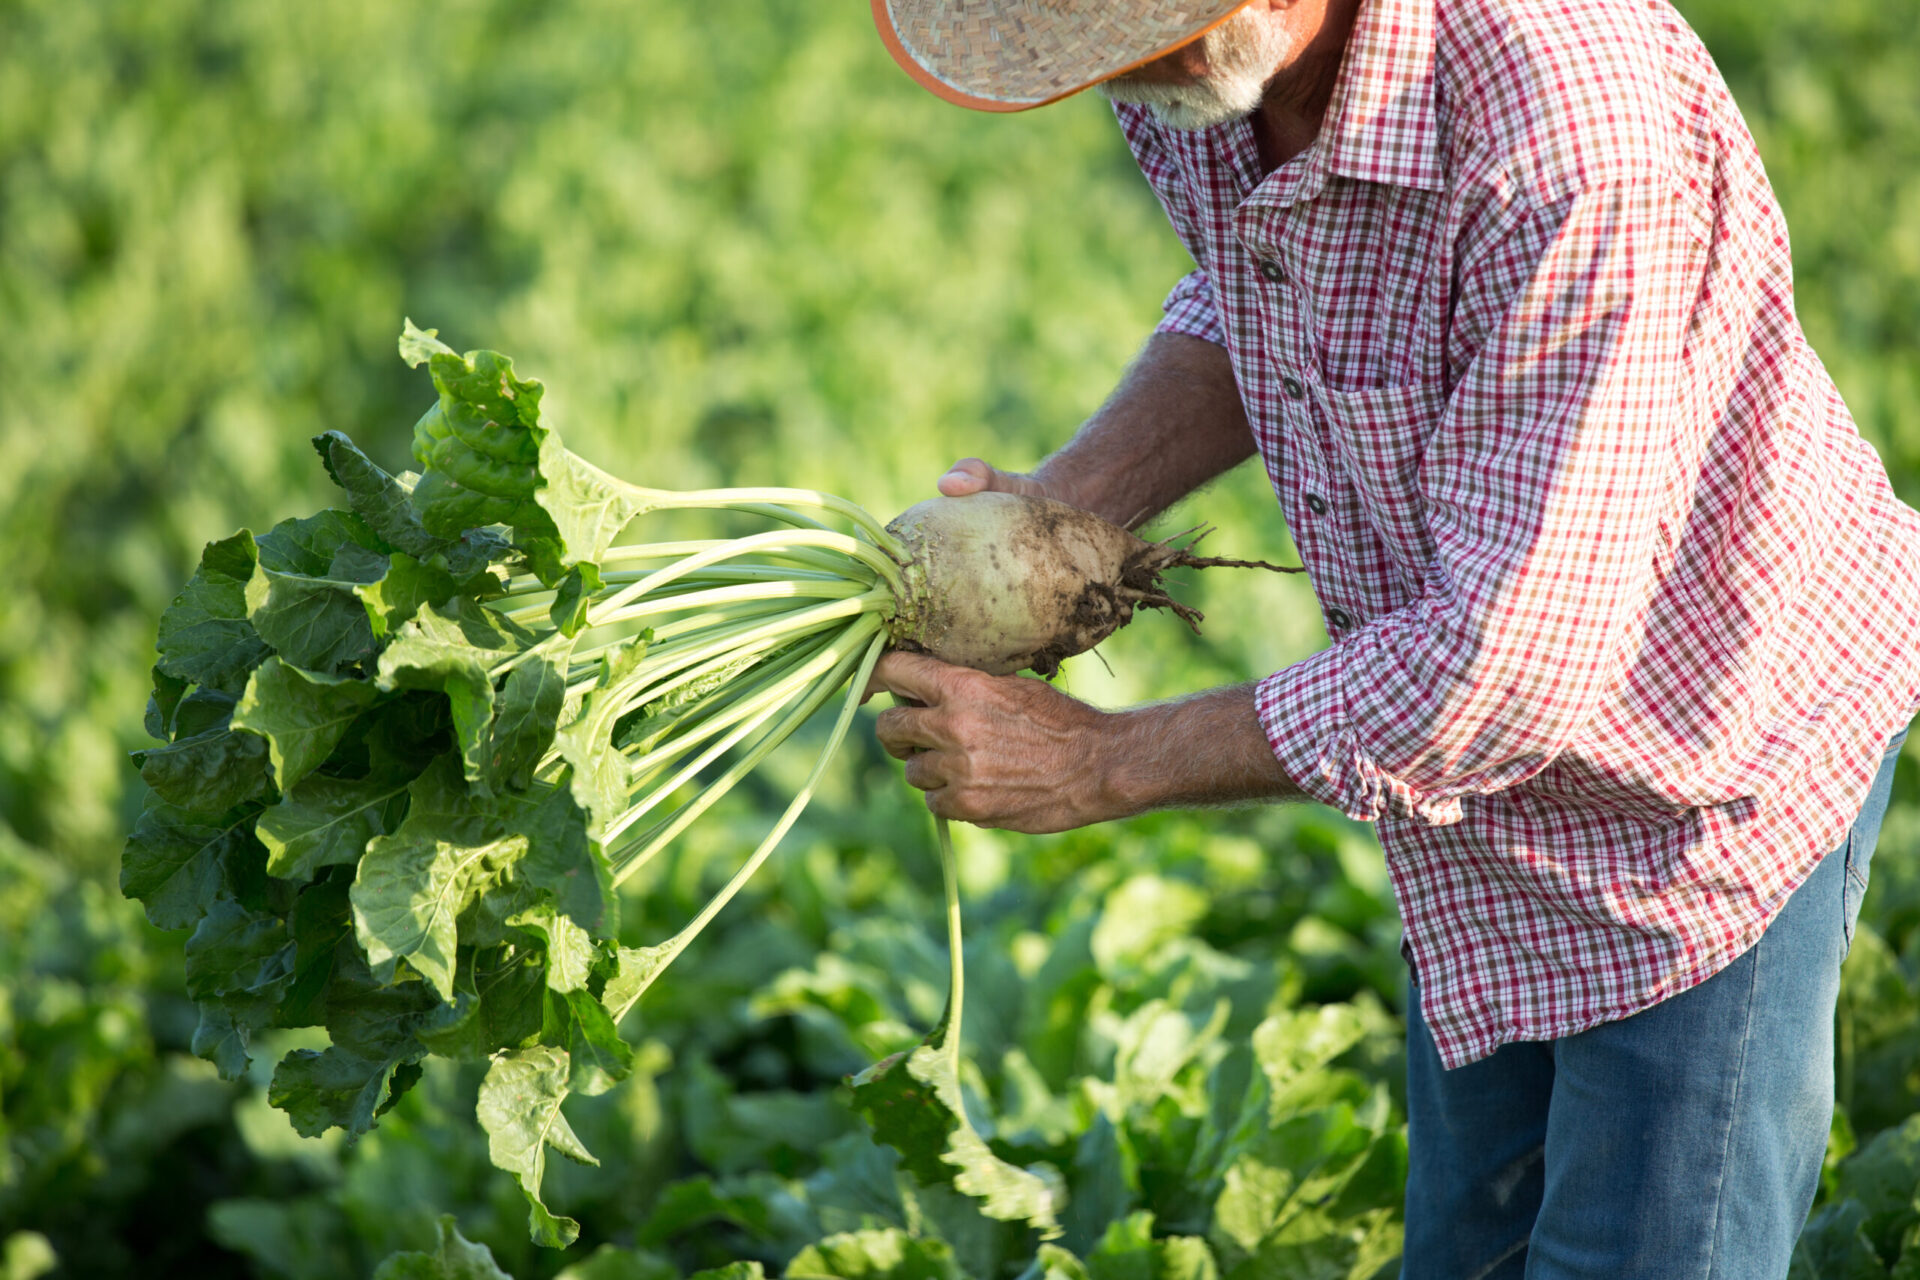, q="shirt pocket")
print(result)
[1320,381,1447,581]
